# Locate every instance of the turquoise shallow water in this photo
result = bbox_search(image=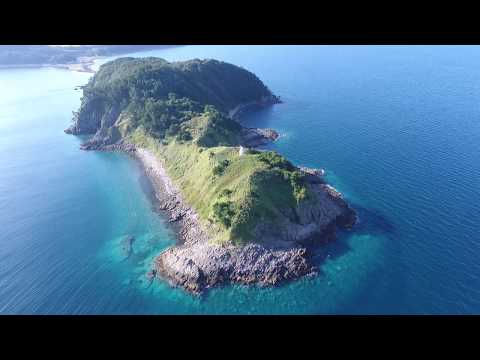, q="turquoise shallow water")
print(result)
[1,45,480,314]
